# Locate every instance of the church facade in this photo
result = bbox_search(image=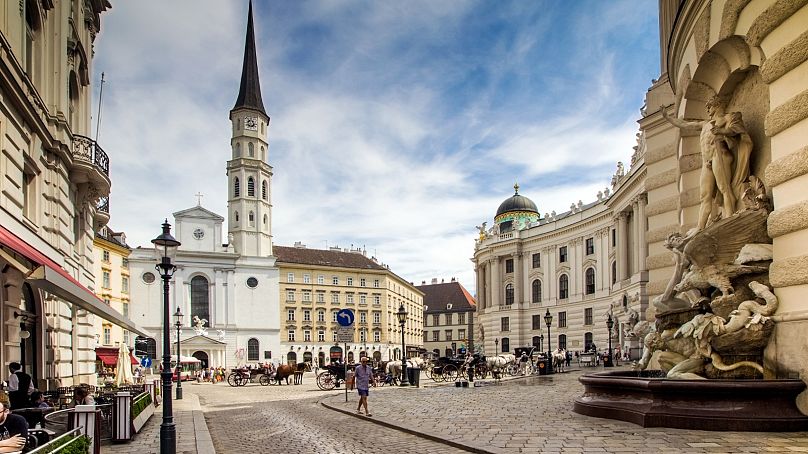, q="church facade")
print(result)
[128,3,280,369]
